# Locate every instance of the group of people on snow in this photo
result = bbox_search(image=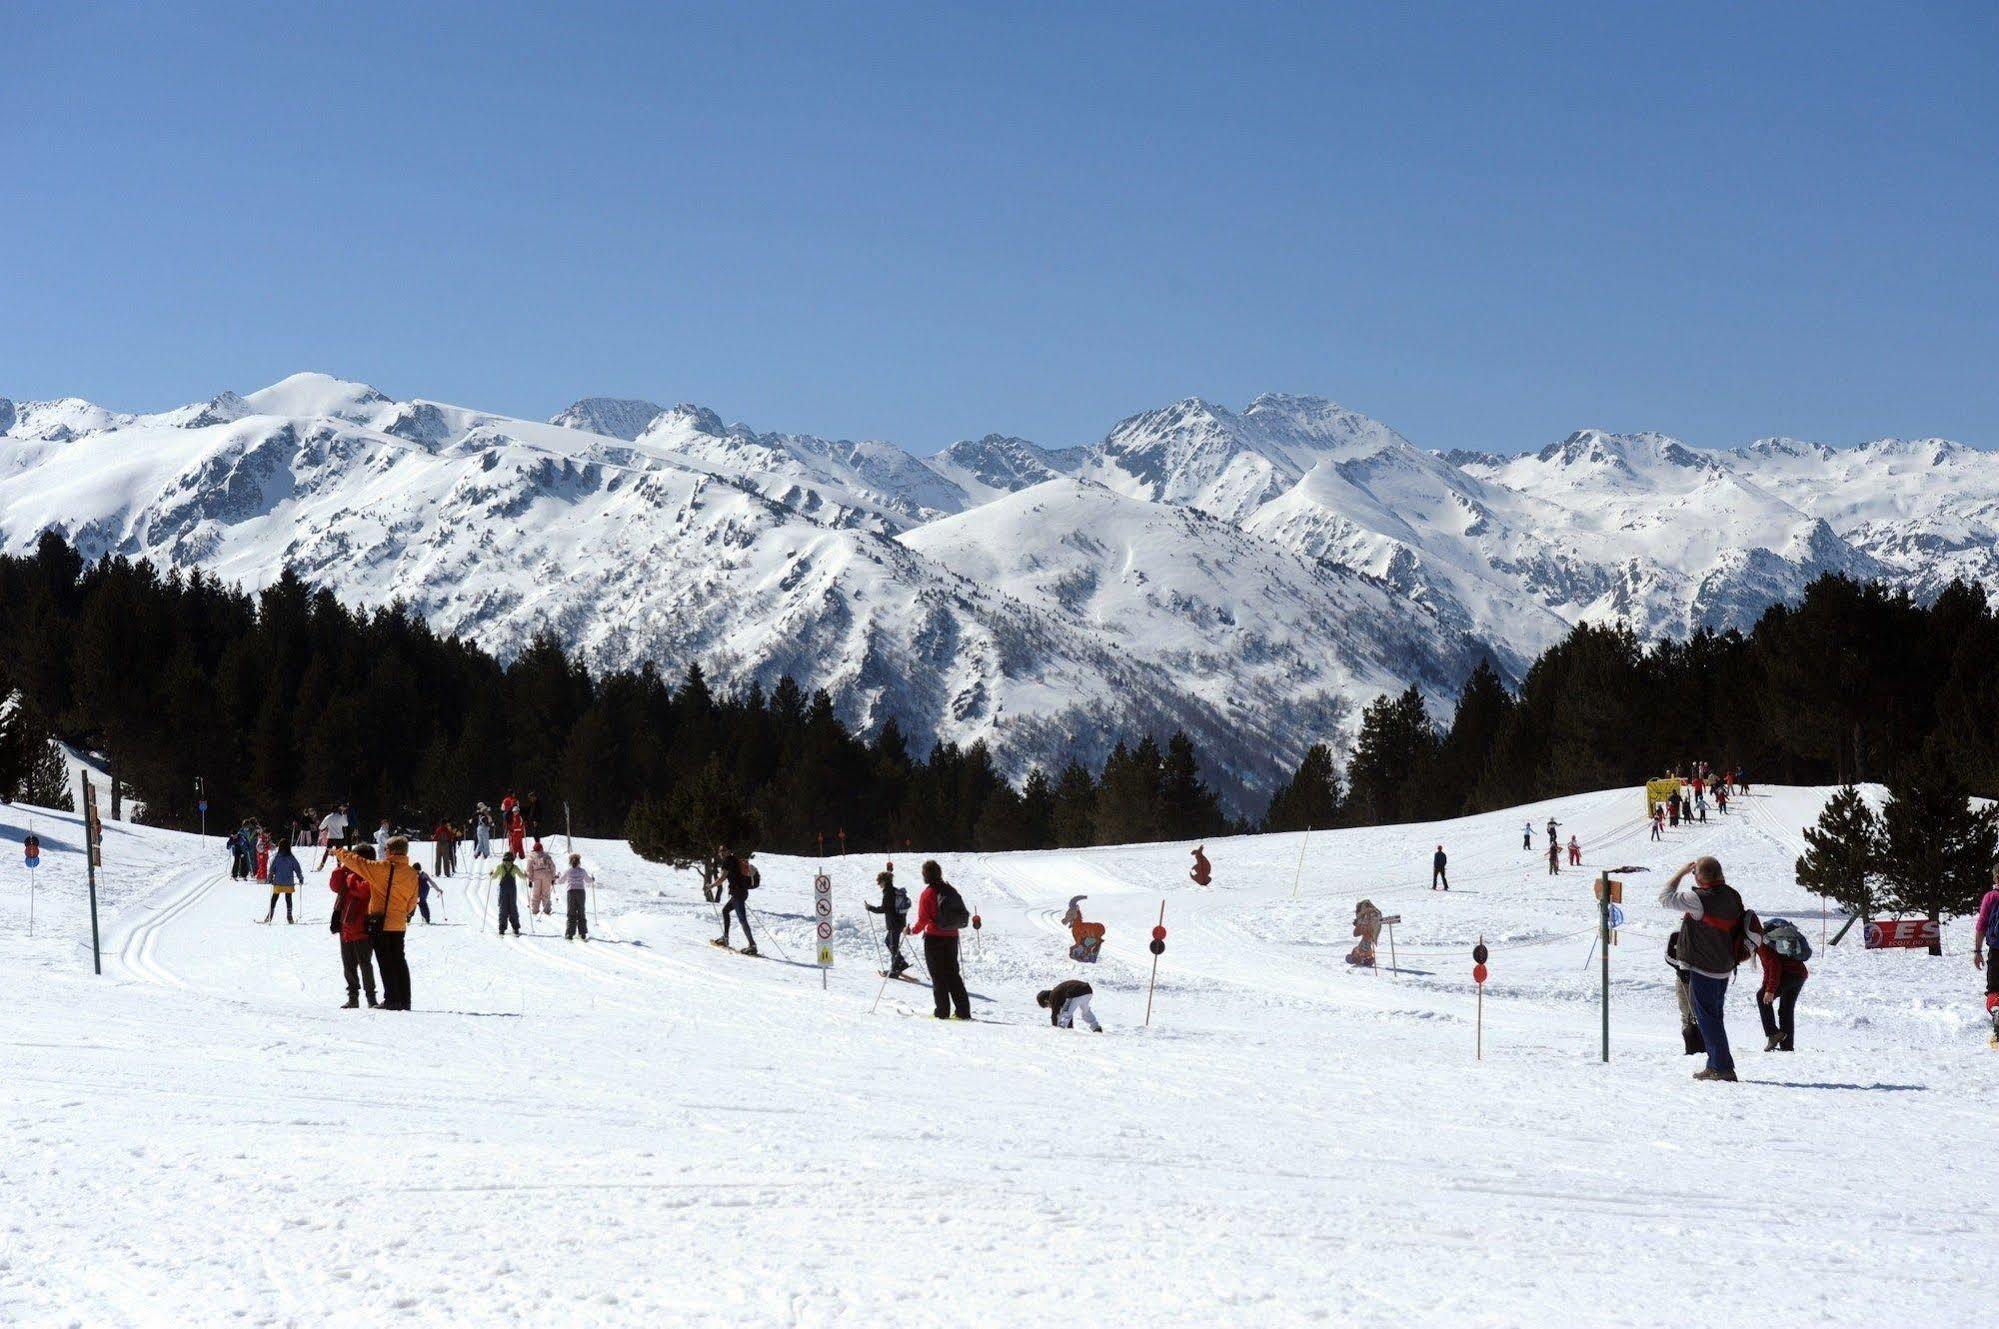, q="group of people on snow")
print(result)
[1659,854,1814,1081]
